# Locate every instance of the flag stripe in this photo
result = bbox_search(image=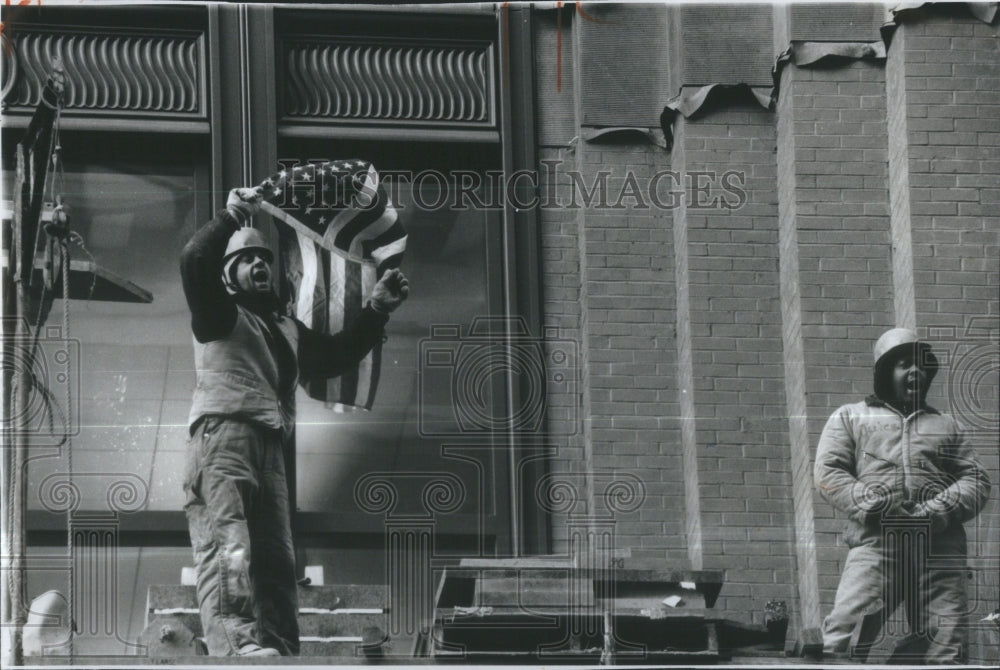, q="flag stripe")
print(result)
[350,164,378,209]
[262,201,326,247]
[338,260,363,403]
[354,263,378,404]
[366,339,383,409]
[369,220,407,251]
[313,247,333,403]
[295,232,318,328]
[334,192,388,254]
[326,249,345,332]
[323,251,345,404]
[372,236,408,272]
[266,159,404,410]
[348,197,398,256]
[349,210,397,260]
